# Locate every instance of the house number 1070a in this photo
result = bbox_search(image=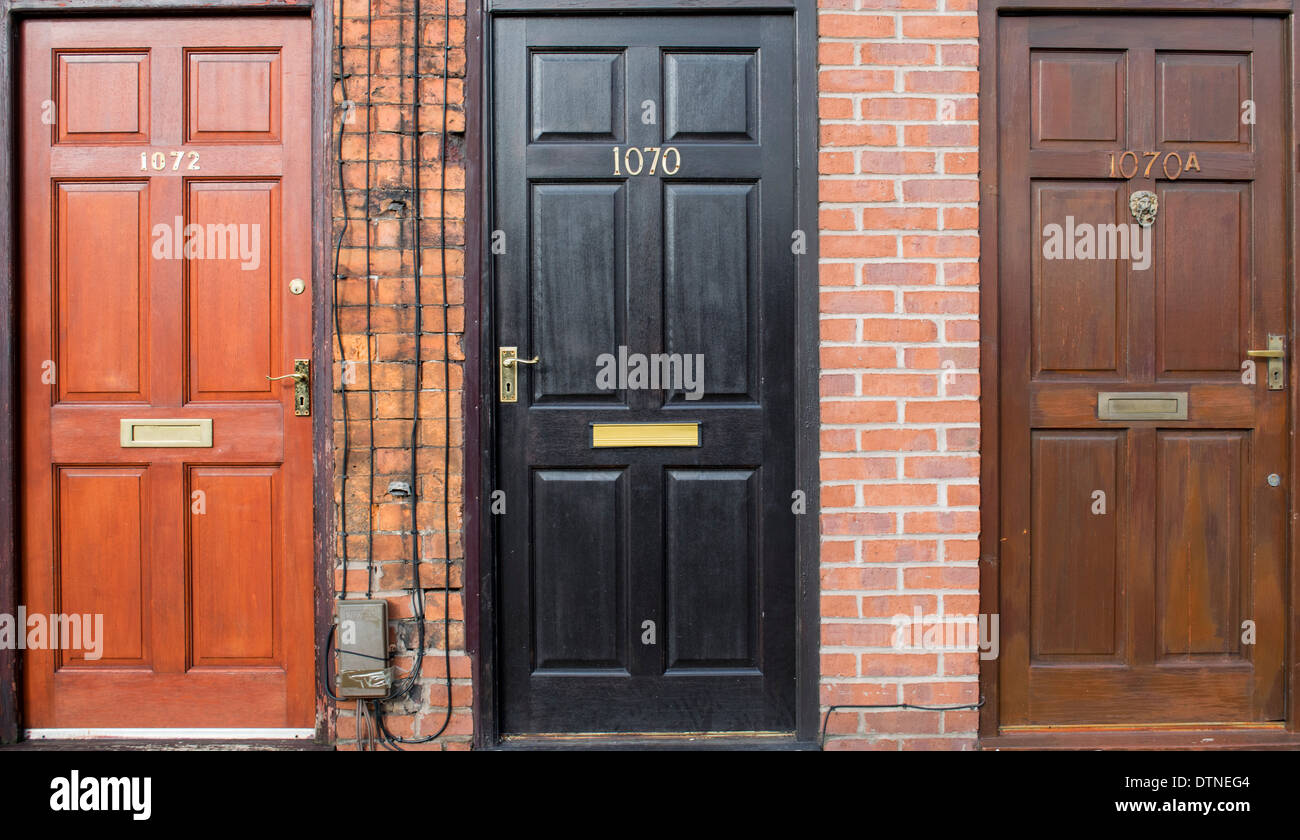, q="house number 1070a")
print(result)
[612,146,681,176]
[1107,150,1200,180]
